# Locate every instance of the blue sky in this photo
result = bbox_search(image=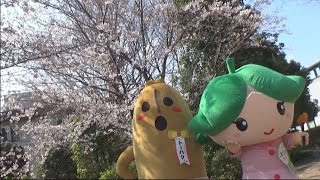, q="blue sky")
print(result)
[267,0,320,68]
[266,0,320,127]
